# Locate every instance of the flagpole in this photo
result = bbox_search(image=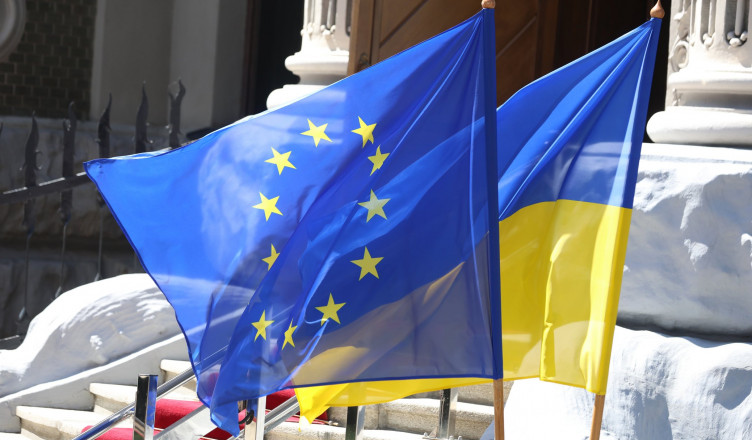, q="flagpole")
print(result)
[493,379,505,440]
[480,1,504,439]
[650,0,665,19]
[585,5,662,439]
[589,394,606,440]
